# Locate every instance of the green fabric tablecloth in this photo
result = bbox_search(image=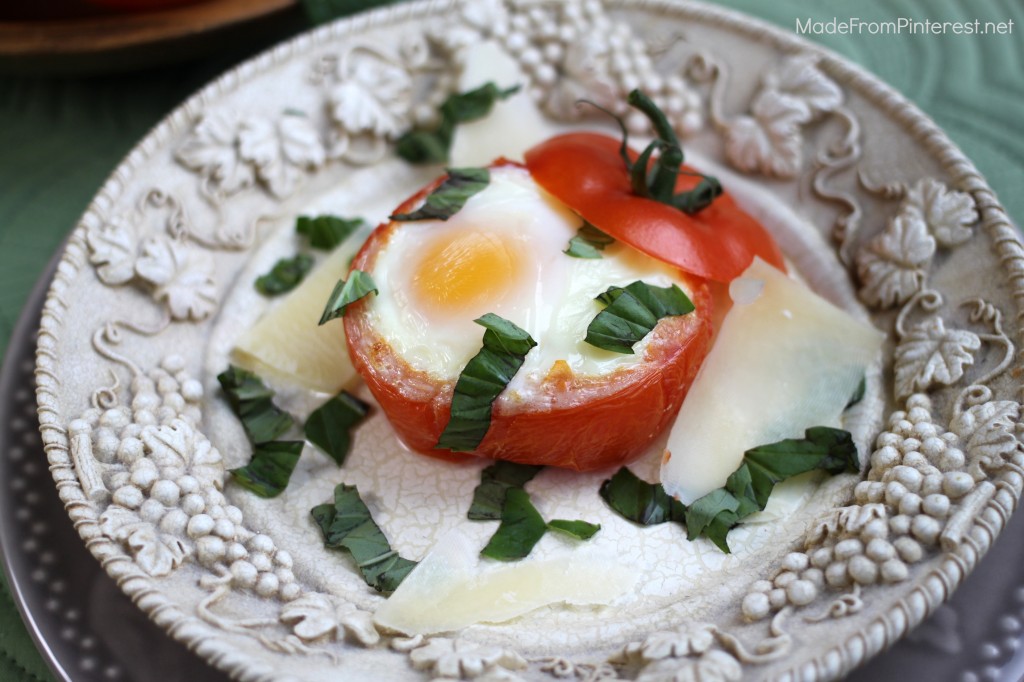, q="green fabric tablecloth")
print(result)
[0,1,1020,679]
